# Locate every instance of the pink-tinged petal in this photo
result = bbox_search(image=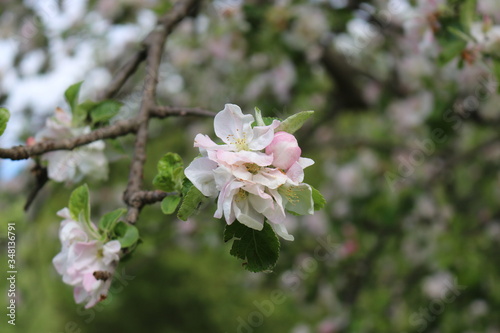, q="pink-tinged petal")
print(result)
[102,240,121,265]
[185,157,218,197]
[247,192,284,224]
[82,272,99,291]
[286,161,304,184]
[216,150,273,166]
[265,131,301,170]
[194,134,224,151]
[243,183,272,200]
[74,286,88,303]
[298,157,314,169]
[52,252,67,274]
[57,207,72,219]
[248,119,280,150]
[270,223,294,241]
[252,168,288,189]
[214,104,254,146]
[214,179,242,224]
[234,198,264,230]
